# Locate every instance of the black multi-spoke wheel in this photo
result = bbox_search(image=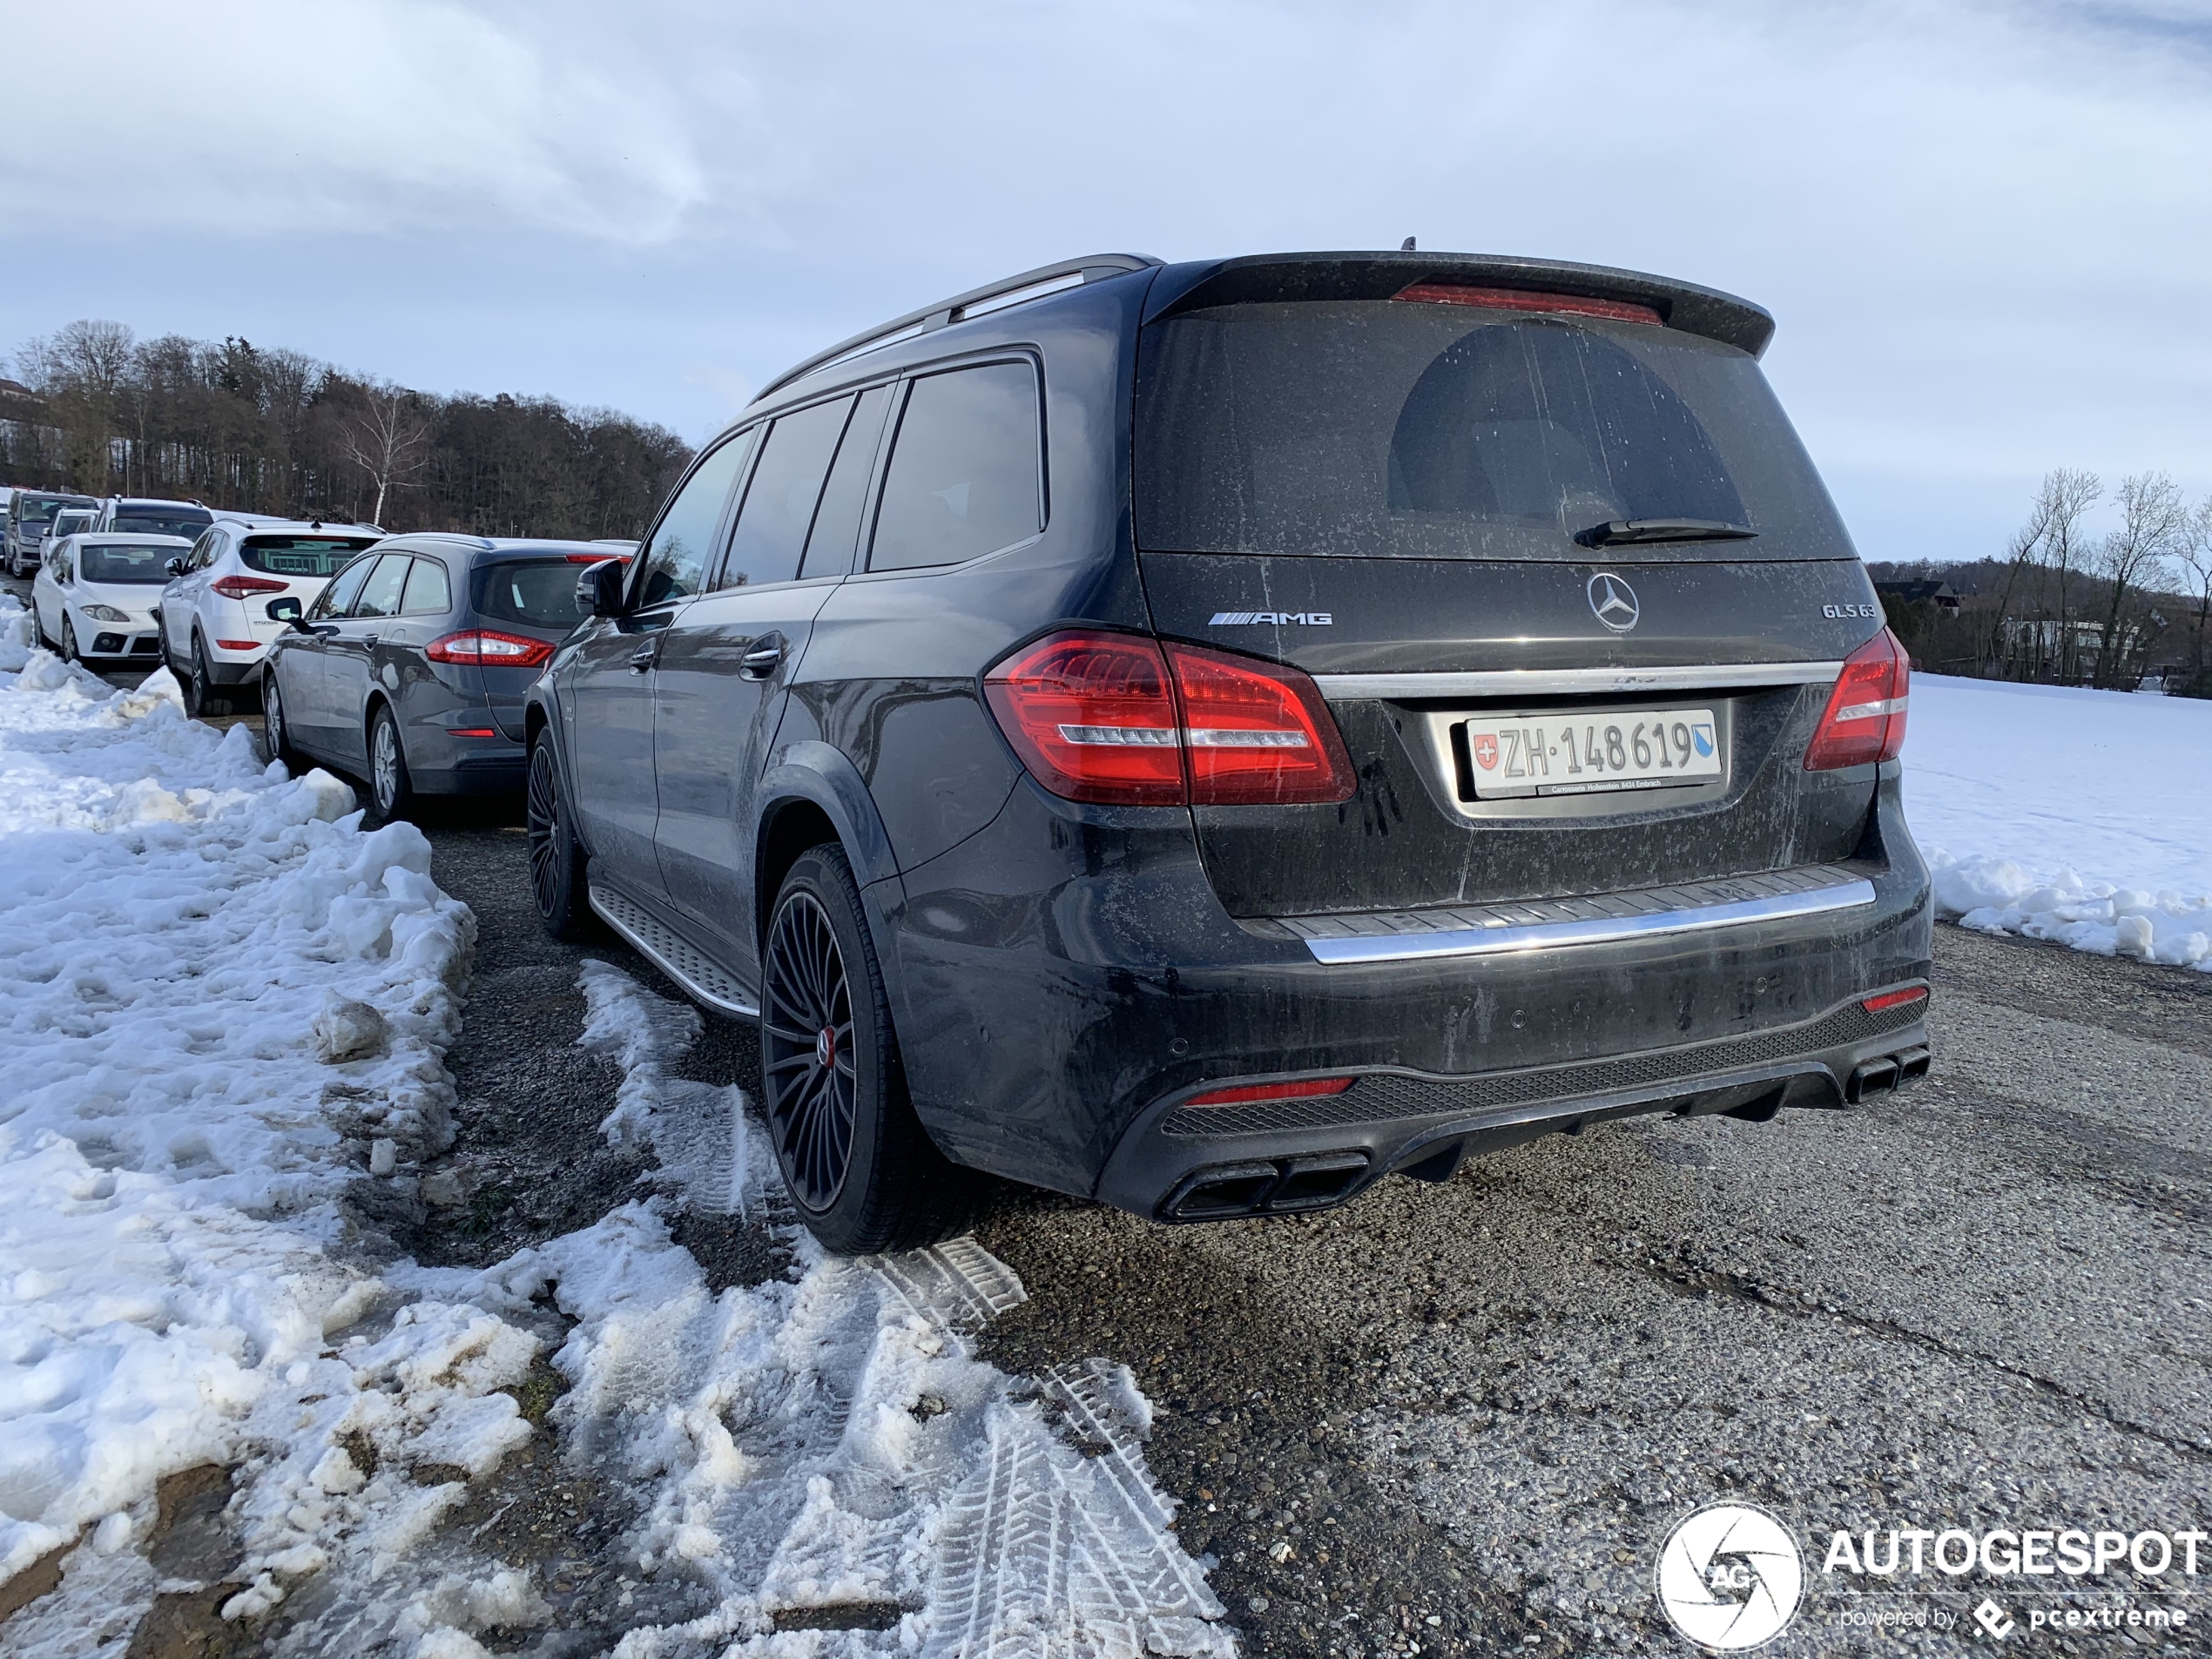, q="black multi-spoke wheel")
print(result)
[186,636,226,718]
[525,736,595,940]
[761,845,978,1253]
